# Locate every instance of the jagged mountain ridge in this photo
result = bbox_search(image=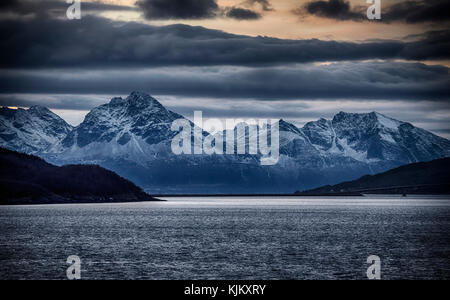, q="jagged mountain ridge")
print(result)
[3,91,450,193]
[302,111,450,165]
[60,92,184,149]
[0,106,73,154]
[49,92,190,164]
